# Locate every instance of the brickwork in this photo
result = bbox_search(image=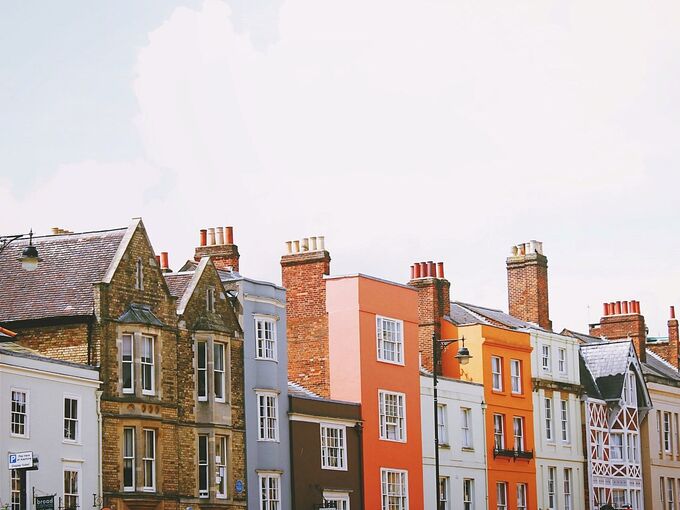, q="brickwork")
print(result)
[647,316,679,369]
[281,250,331,397]
[14,322,90,363]
[194,244,240,272]
[507,251,552,330]
[408,276,450,372]
[590,312,647,363]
